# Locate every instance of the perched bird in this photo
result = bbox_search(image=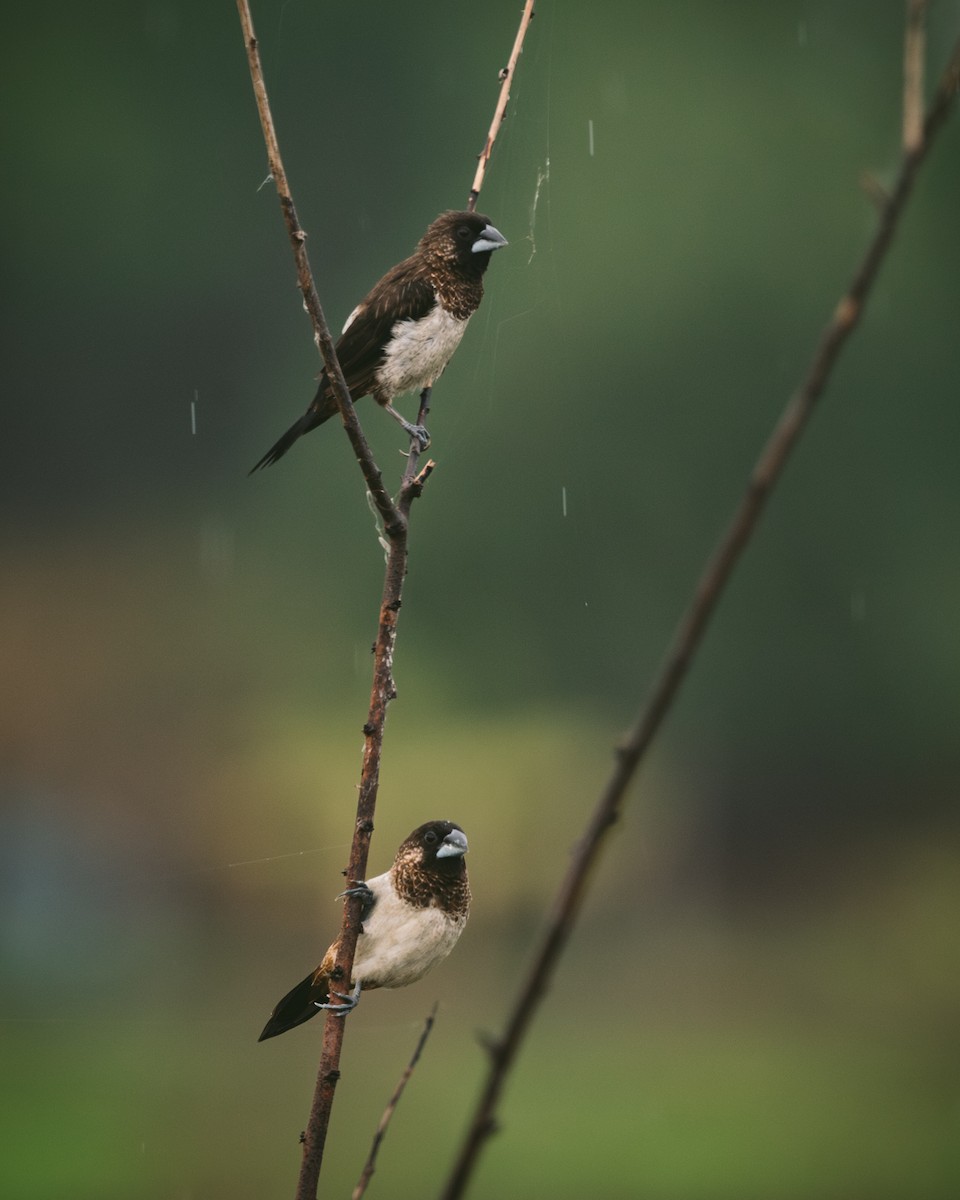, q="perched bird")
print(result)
[258,820,470,1041]
[249,210,507,472]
